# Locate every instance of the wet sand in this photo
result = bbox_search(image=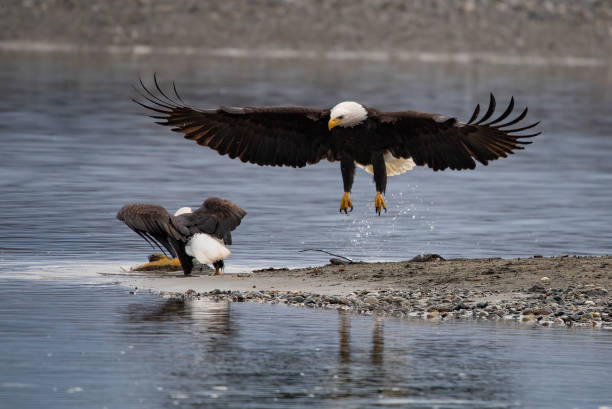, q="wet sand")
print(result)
[120,255,612,328]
